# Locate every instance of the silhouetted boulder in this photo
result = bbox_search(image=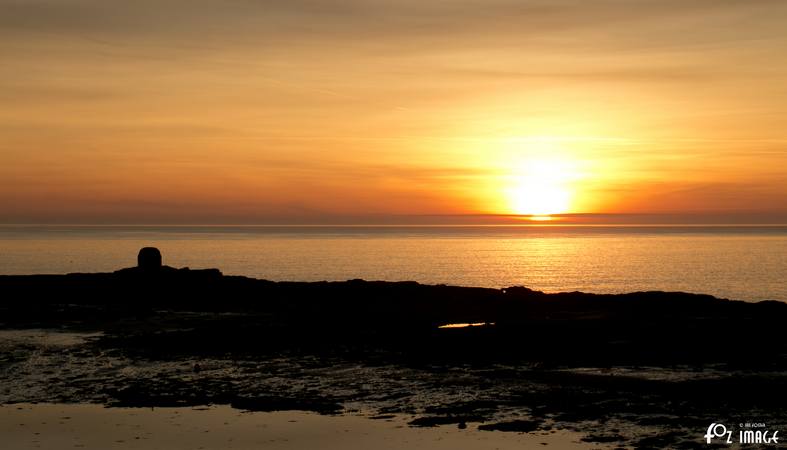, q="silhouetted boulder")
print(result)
[138,247,162,270]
